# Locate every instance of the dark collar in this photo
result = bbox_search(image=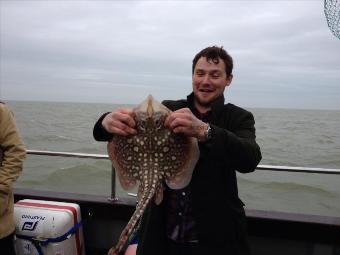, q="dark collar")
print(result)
[186,92,225,120]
